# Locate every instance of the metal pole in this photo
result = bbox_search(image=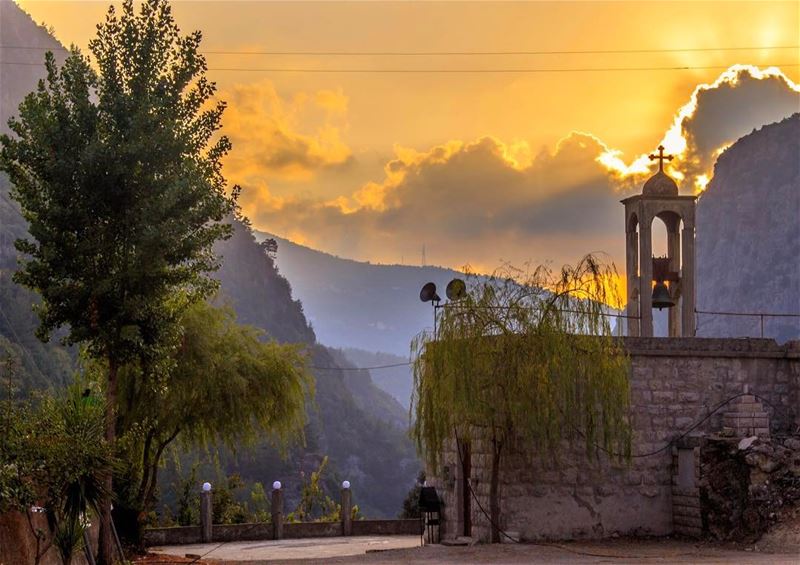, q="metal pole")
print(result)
[760,314,764,338]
